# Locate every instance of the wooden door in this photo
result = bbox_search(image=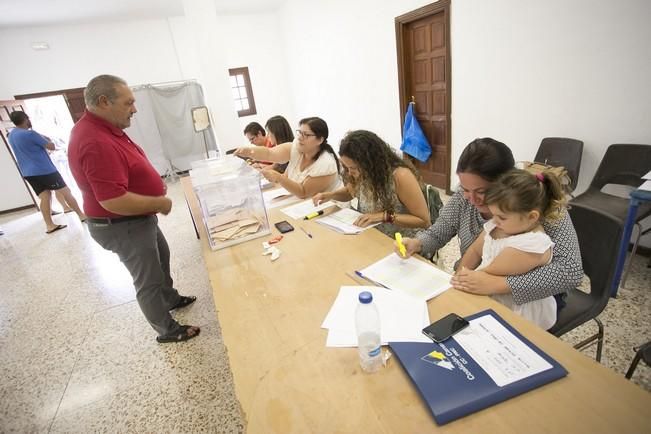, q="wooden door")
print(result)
[0,100,38,210]
[396,1,451,193]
